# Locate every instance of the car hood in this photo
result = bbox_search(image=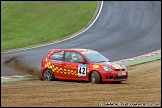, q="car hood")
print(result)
[95,62,125,70]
